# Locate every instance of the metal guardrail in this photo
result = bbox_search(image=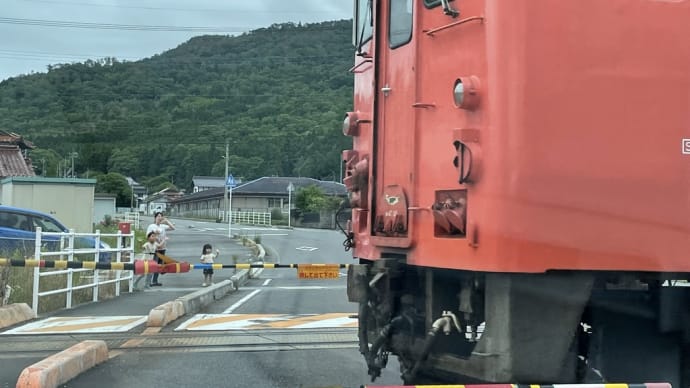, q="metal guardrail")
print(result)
[29,227,135,315]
